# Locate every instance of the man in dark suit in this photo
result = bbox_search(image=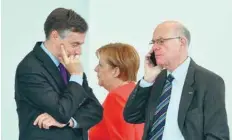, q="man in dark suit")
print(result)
[123,21,229,140]
[15,8,103,140]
